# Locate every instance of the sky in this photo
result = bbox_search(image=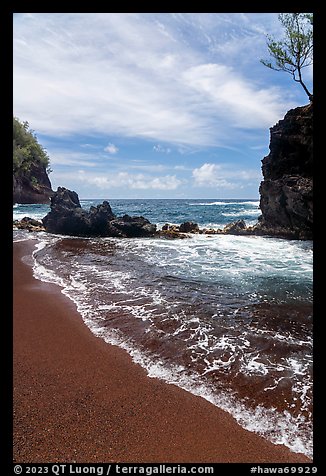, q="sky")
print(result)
[13,13,313,199]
